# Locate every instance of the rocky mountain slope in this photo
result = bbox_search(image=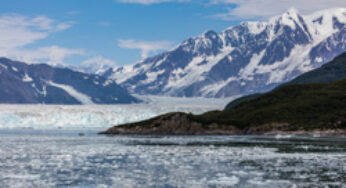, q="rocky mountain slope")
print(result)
[225,51,346,110]
[0,58,138,104]
[105,8,346,98]
[286,51,346,85]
